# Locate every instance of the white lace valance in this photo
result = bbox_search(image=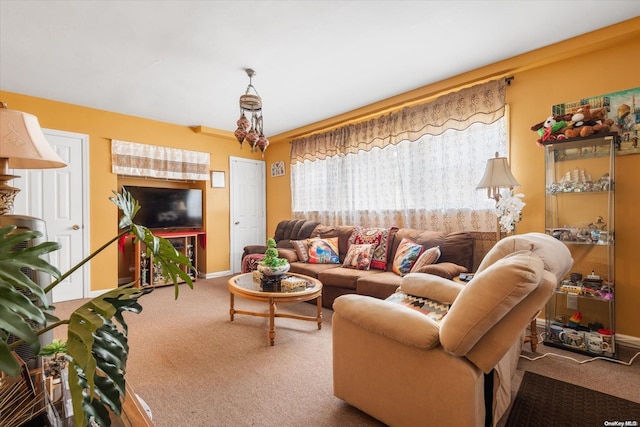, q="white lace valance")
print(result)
[111,139,210,181]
